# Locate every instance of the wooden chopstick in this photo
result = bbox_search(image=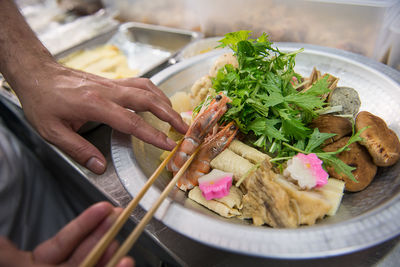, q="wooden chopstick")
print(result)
[80,139,183,267]
[105,145,201,267]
